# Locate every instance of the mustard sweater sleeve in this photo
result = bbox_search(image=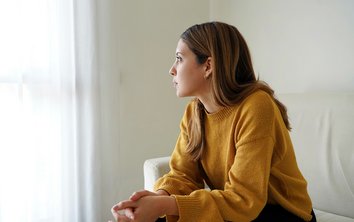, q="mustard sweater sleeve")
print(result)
[154,102,205,196]
[174,137,274,222]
